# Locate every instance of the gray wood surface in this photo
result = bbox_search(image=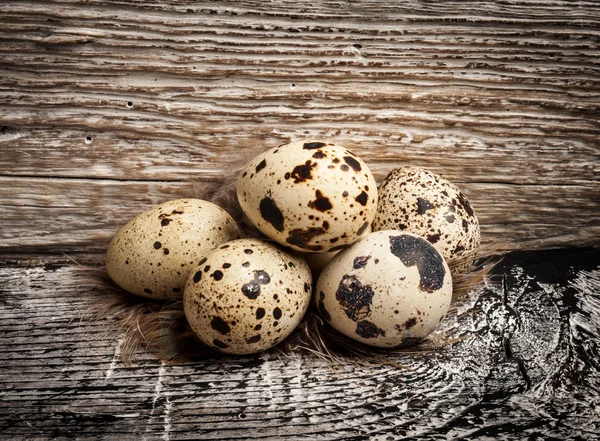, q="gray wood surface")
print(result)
[1,250,599,440]
[1,1,600,440]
